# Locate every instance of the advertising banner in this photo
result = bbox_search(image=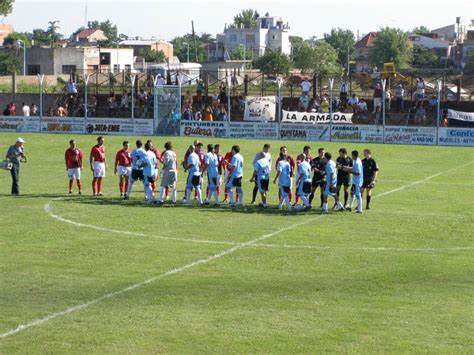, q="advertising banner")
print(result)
[244,96,276,122]
[41,117,85,134]
[331,125,383,143]
[438,128,474,146]
[279,123,331,141]
[384,126,436,145]
[84,118,154,135]
[281,110,353,124]
[180,120,228,138]
[447,109,474,123]
[228,122,279,139]
[0,116,40,132]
